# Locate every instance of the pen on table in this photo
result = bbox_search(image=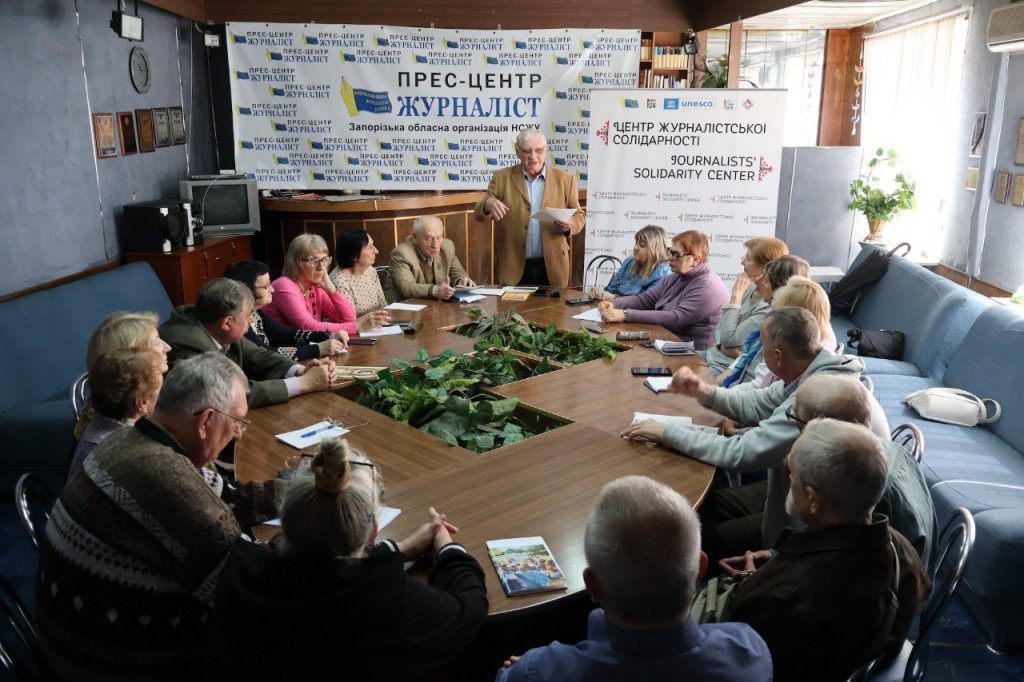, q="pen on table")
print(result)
[301,424,336,438]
